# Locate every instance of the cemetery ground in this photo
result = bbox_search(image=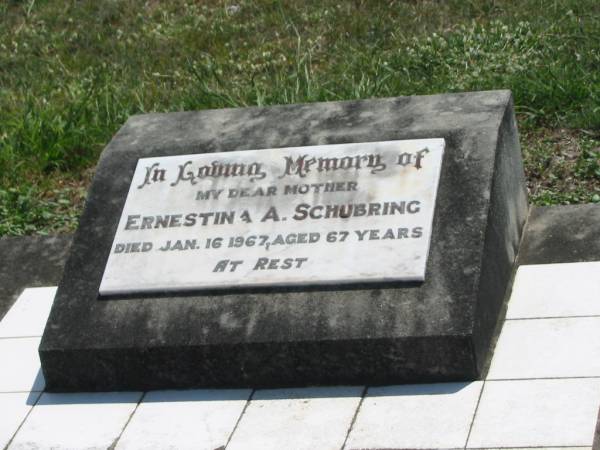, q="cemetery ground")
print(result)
[1,0,600,236]
[1,2,600,449]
